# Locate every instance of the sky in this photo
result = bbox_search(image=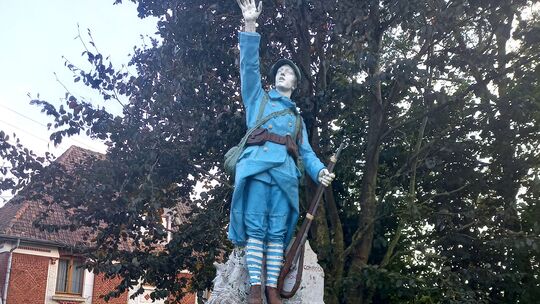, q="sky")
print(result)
[0,1,159,203]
